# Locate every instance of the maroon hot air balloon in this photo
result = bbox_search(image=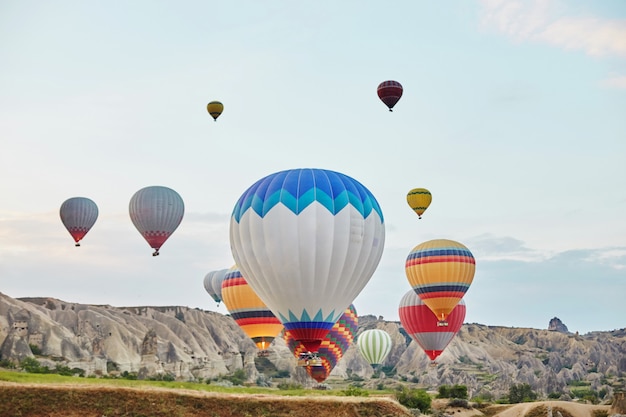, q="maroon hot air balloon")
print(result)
[377,80,403,111]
